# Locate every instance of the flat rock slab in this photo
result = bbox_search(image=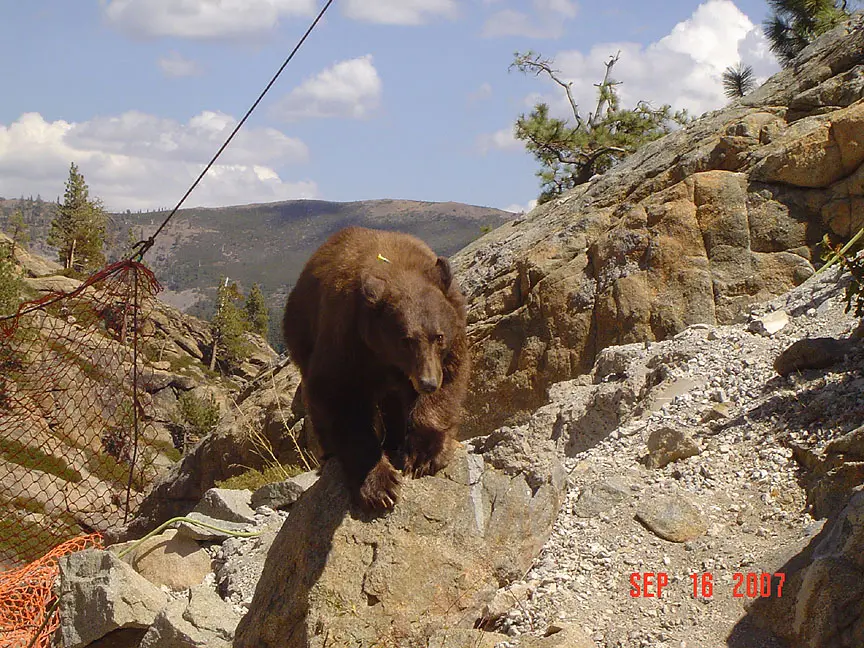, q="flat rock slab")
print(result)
[646,376,705,414]
[127,528,212,590]
[749,310,790,336]
[520,623,595,647]
[58,549,167,648]
[251,480,305,510]
[251,470,319,510]
[23,275,82,293]
[194,488,256,524]
[573,479,630,518]
[773,336,852,376]
[234,434,565,648]
[636,495,707,543]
